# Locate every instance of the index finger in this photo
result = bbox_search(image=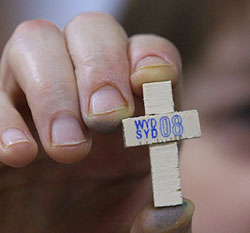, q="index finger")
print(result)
[128,34,182,96]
